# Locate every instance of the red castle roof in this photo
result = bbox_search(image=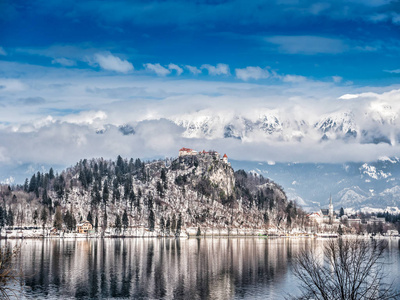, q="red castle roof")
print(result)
[223,154,228,158]
[179,147,193,152]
